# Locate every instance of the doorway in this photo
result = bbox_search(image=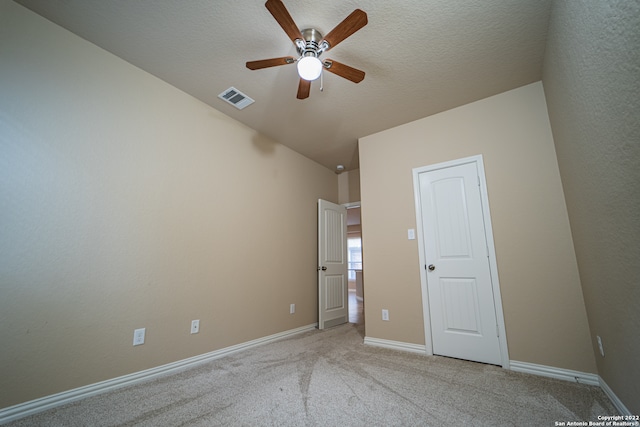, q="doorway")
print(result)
[413,155,508,367]
[346,204,364,328]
